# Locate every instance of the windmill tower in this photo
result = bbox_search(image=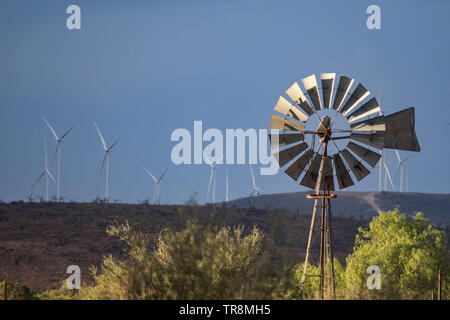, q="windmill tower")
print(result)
[269,73,421,299]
